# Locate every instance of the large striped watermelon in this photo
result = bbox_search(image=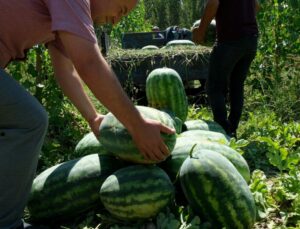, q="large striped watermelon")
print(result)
[27,154,124,222]
[100,165,174,220]
[99,106,177,164]
[74,132,109,157]
[180,150,256,229]
[146,67,188,122]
